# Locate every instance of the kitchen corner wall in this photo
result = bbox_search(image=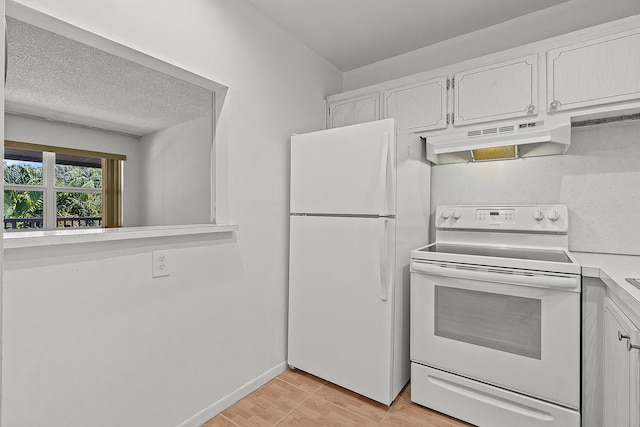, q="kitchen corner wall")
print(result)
[140,116,212,226]
[431,119,640,256]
